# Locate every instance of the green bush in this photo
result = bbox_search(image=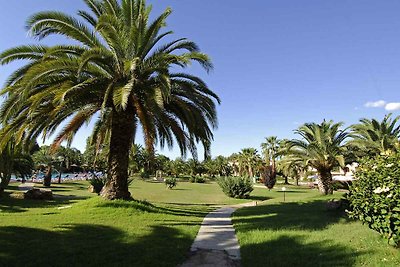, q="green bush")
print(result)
[347,153,400,247]
[190,176,206,183]
[89,176,107,194]
[217,176,253,198]
[140,170,150,179]
[165,177,177,189]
